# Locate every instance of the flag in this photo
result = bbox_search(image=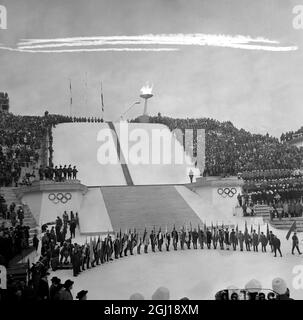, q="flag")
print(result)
[133,231,138,247]
[258,224,260,243]
[286,221,297,240]
[96,236,101,257]
[244,221,248,235]
[69,79,73,117]
[250,224,253,234]
[69,80,72,104]
[143,228,147,242]
[89,237,94,261]
[84,72,88,107]
[258,224,260,238]
[27,258,30,280]
[266,223,270,240]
